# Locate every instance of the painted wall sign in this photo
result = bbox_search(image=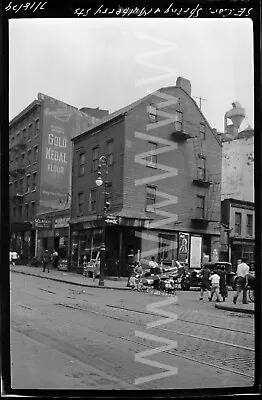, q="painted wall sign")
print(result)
[38,93,101,214]
[189,236,202,269]
[57,259,68,271]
